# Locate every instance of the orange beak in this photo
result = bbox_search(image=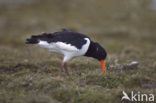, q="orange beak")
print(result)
[100,60,106,73]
